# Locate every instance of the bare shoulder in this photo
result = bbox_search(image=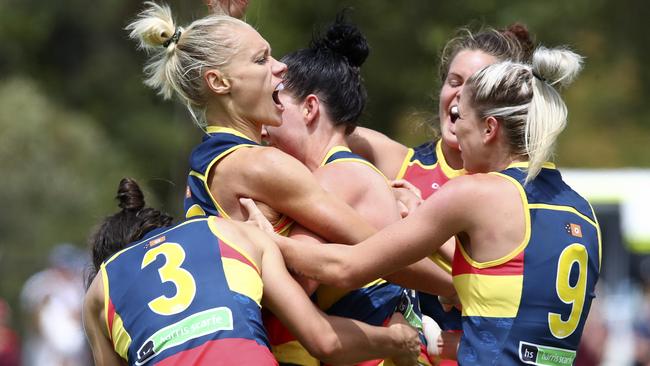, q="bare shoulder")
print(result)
[347,127,409,179]
[240,146,305,176]
[426,173,519,212]
[83,271,105,331]
[314,162,386,195]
